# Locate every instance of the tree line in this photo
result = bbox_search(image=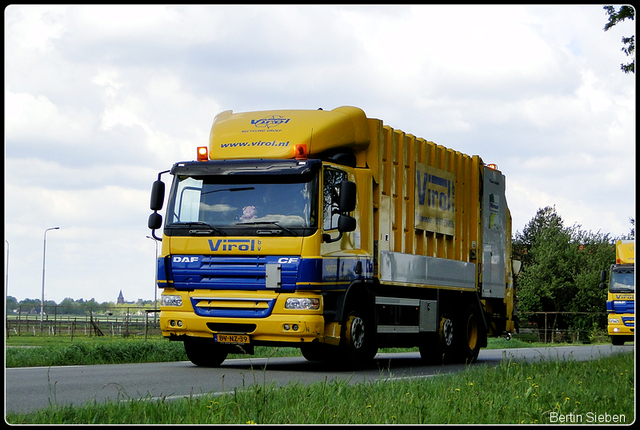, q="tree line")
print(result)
[6,296,157,316]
